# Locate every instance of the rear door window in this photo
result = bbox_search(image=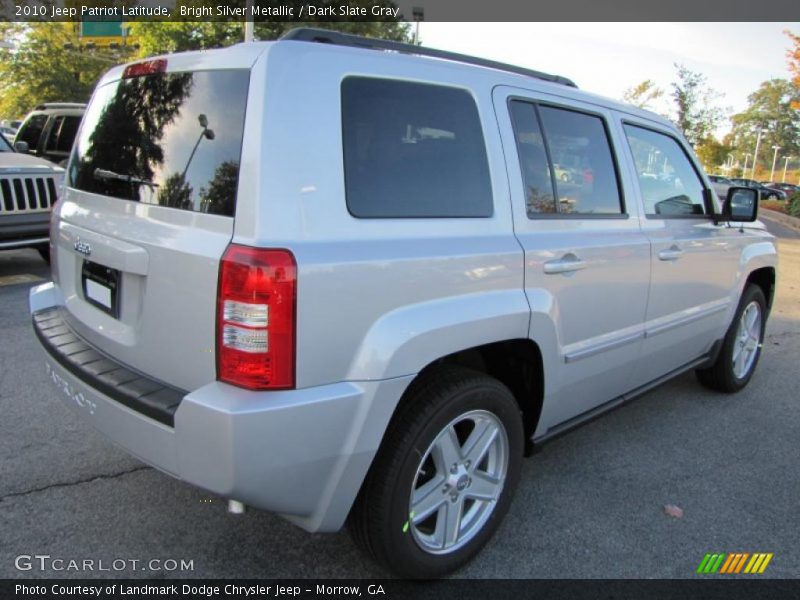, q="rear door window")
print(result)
[537,105,623,215]
[509,101,556,215]
[509,100,623,216]
[69,69,249,217]
[342,77,492,218]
